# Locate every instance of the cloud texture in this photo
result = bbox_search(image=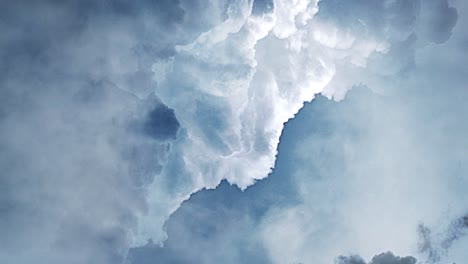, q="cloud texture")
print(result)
[128,0,468,259]
[0,0,222,263]
[0,0,464,263]
[136,0,460,245]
